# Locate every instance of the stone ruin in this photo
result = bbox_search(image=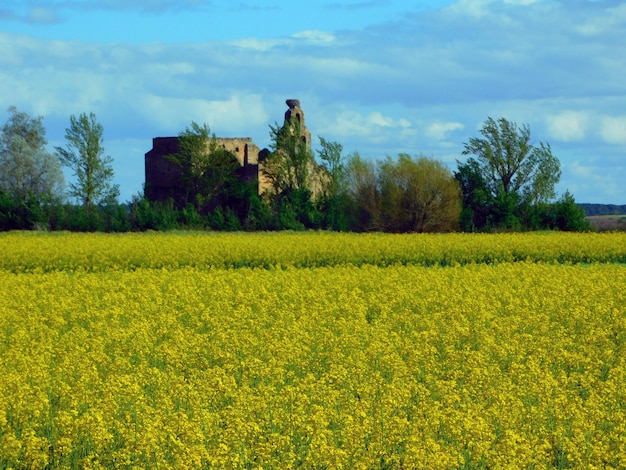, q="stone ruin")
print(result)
[144,99,311,204]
